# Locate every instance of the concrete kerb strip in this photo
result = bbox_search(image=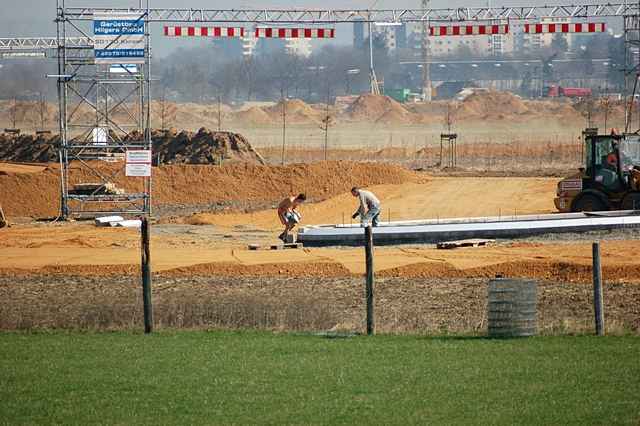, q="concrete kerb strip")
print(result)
[298,211,640,247]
